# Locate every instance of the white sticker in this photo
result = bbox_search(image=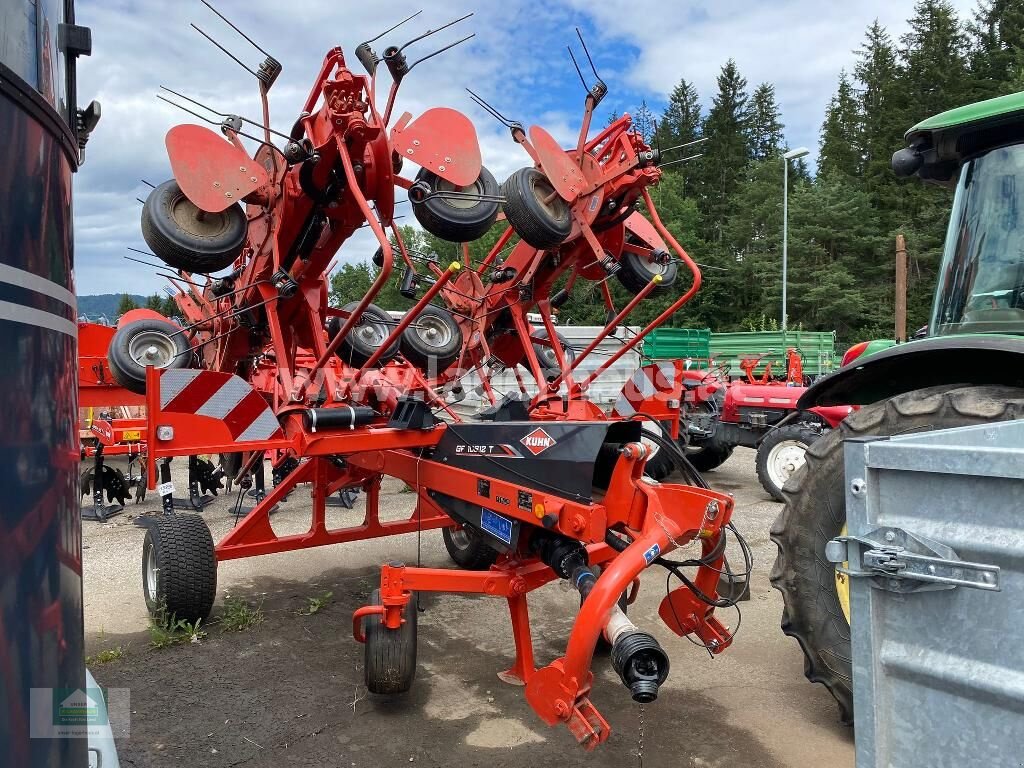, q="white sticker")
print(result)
[157,481,175,496]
